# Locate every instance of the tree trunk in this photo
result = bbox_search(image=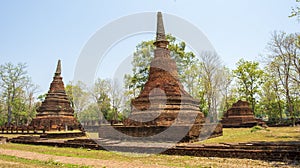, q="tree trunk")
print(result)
[7,105,12,125]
